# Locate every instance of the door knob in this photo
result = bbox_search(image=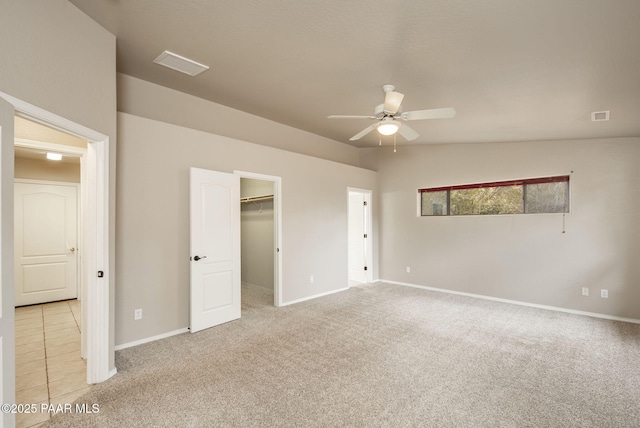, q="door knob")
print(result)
[70,247,76,252]
[193,255,207,261]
